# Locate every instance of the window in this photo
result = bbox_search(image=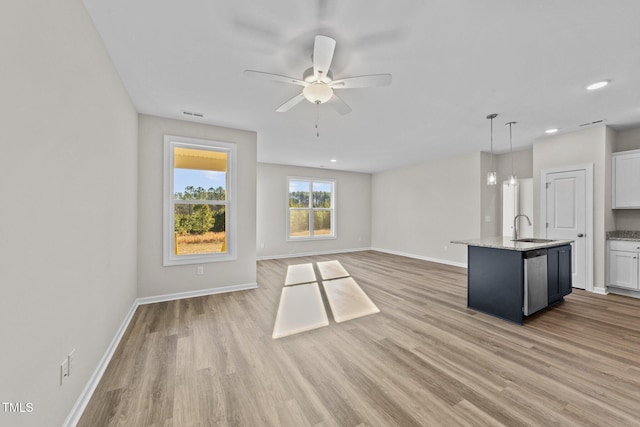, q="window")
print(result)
[287,177,335,240]
[163,135,236,266]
